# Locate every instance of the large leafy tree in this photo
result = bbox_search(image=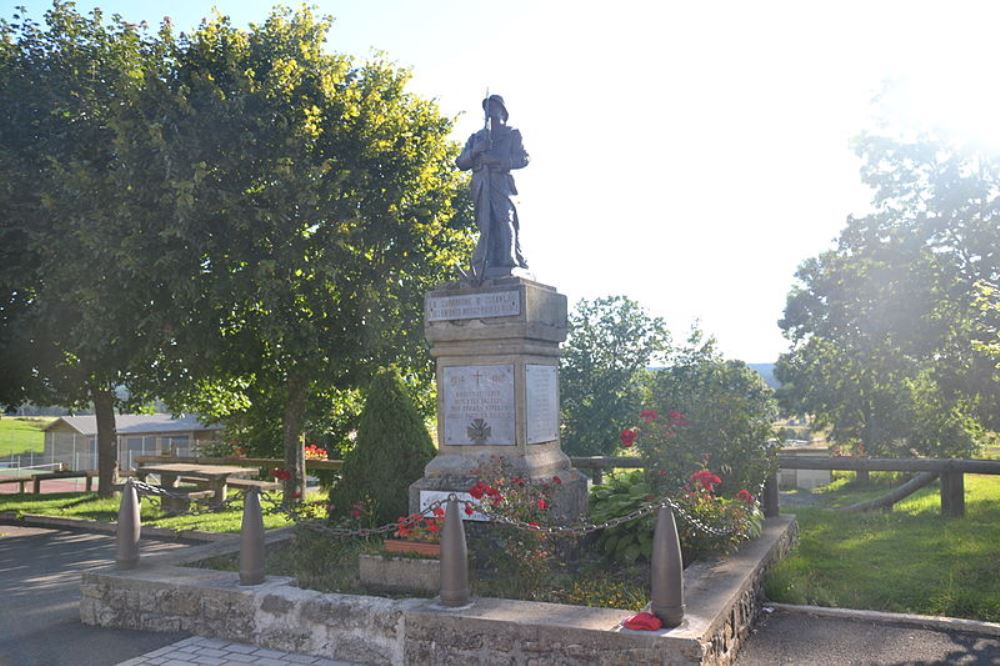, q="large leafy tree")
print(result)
[0,4,167,495]
[116,7,472,500]
[777,133,999,456]
[643,330,778,495]
[560,296,669,456]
